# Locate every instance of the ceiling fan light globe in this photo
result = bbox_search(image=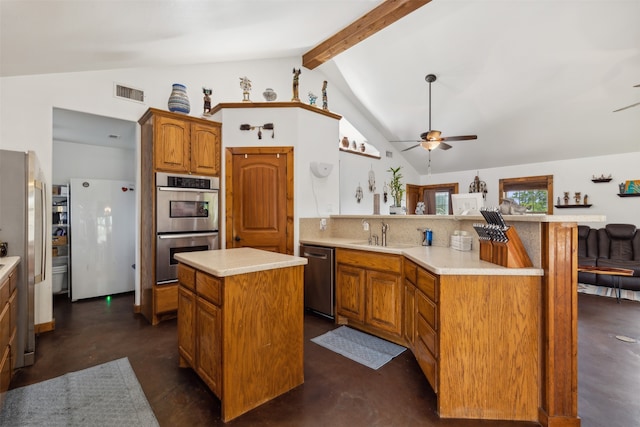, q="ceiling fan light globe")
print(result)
[421,140,440,151]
